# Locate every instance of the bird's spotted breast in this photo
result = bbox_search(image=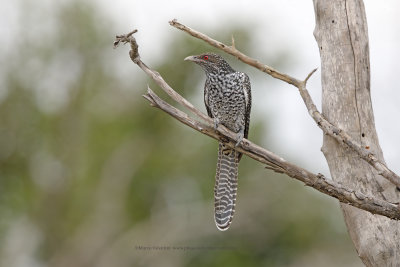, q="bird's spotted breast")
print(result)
[206,72,247,133]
